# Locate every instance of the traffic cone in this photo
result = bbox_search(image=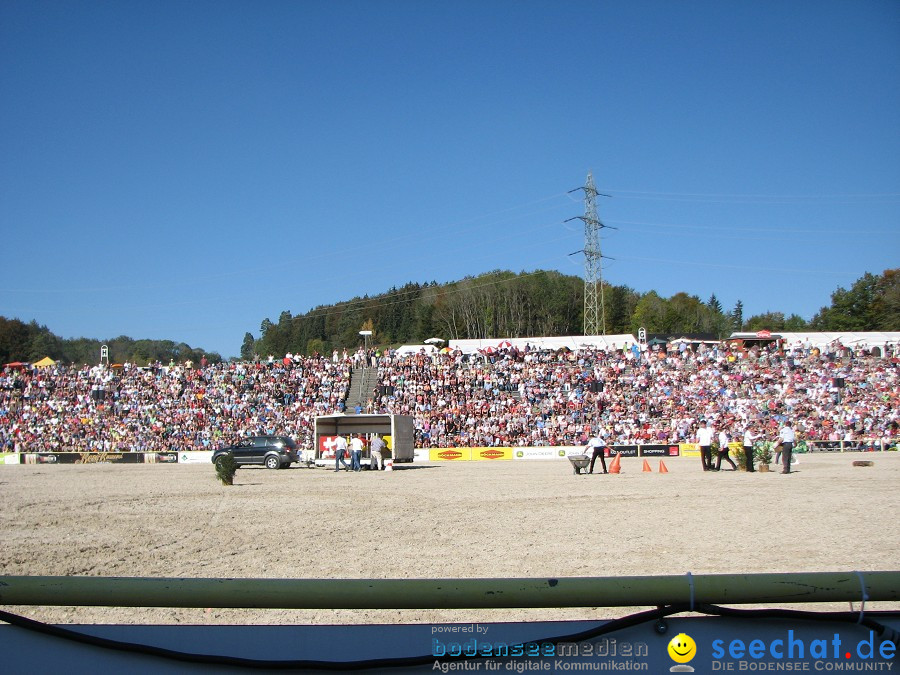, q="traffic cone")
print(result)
[659,460,669,474]
[642,459,652,472]
[609,452,621,474]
